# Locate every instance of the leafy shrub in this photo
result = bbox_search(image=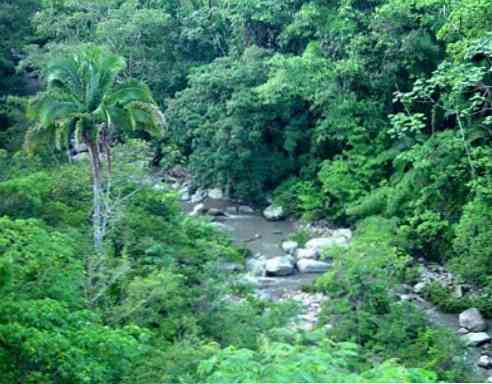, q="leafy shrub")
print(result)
[197,330,437,383]
[0,165,91,228]
[316,216,471,381]
[451,196,492,286]
[0,217,84,304]
[273,177,324,219]
[318,159,366,222]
